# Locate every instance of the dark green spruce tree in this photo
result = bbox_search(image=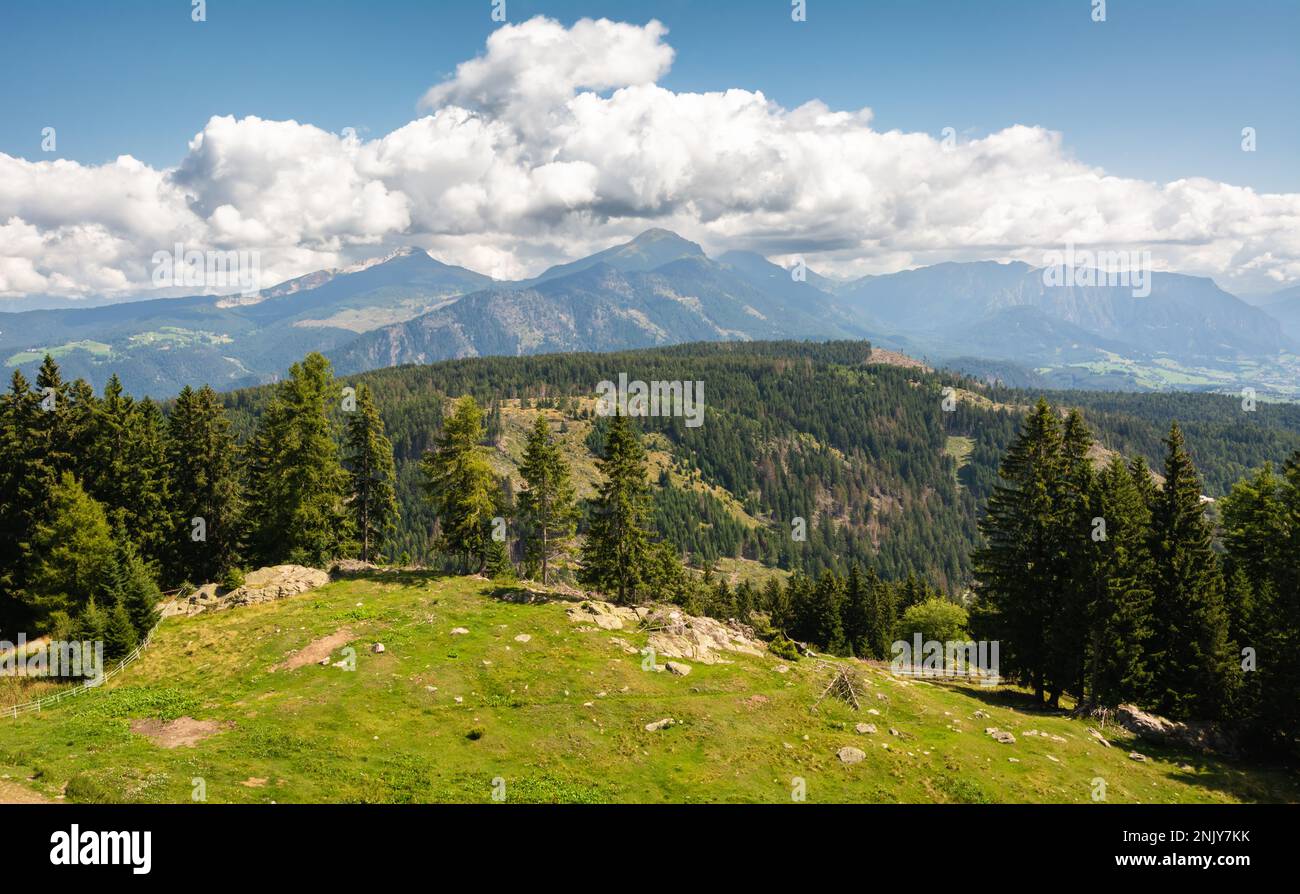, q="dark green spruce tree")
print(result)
[420,396,499,573]
[1147,424,1235,720]
[1220,458,1299,753]
[579,412,655,604]
[863,565,896,661]
[1044,409,1096,706]
[24,472,118,631]
[841,563,871,657]
[1084,455,1155,707]
[0,370,40,635]
[971,399,1064,702]
[344,384,399,563]
[167,385,244,585]
[246,353,353,566]
[517,413,578,585]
